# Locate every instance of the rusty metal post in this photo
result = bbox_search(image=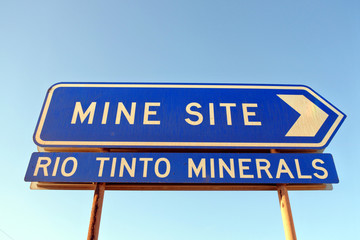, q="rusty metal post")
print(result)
[277,184,297,240]
[87,183,106,240]
[270,149,297,240]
